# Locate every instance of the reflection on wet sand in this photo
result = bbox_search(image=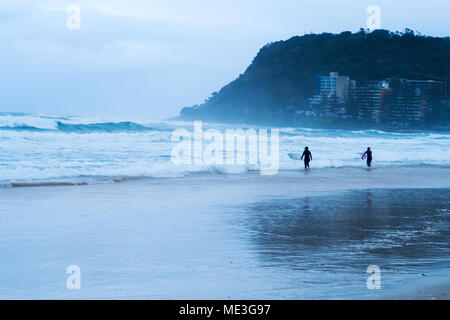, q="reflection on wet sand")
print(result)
[235,189,450,296]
